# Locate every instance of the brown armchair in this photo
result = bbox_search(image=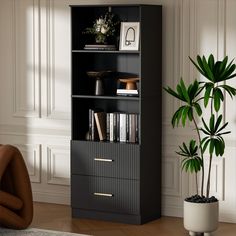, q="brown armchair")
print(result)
[0,145,33,229]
